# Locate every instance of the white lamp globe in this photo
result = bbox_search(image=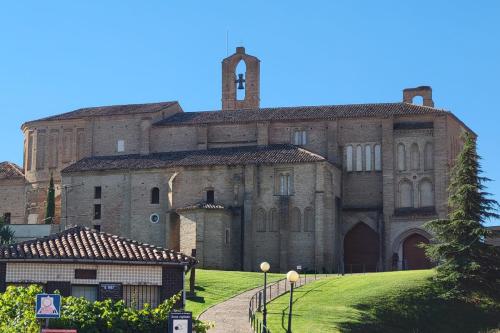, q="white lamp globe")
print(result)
[260,261,270,272]
[286,270,300,283]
